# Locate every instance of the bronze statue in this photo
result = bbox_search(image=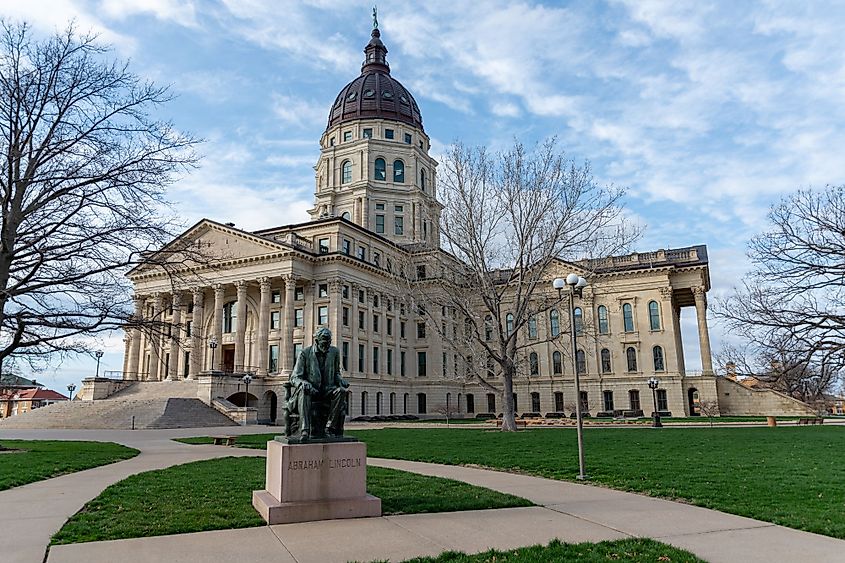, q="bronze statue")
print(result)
[284,327,350,441]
